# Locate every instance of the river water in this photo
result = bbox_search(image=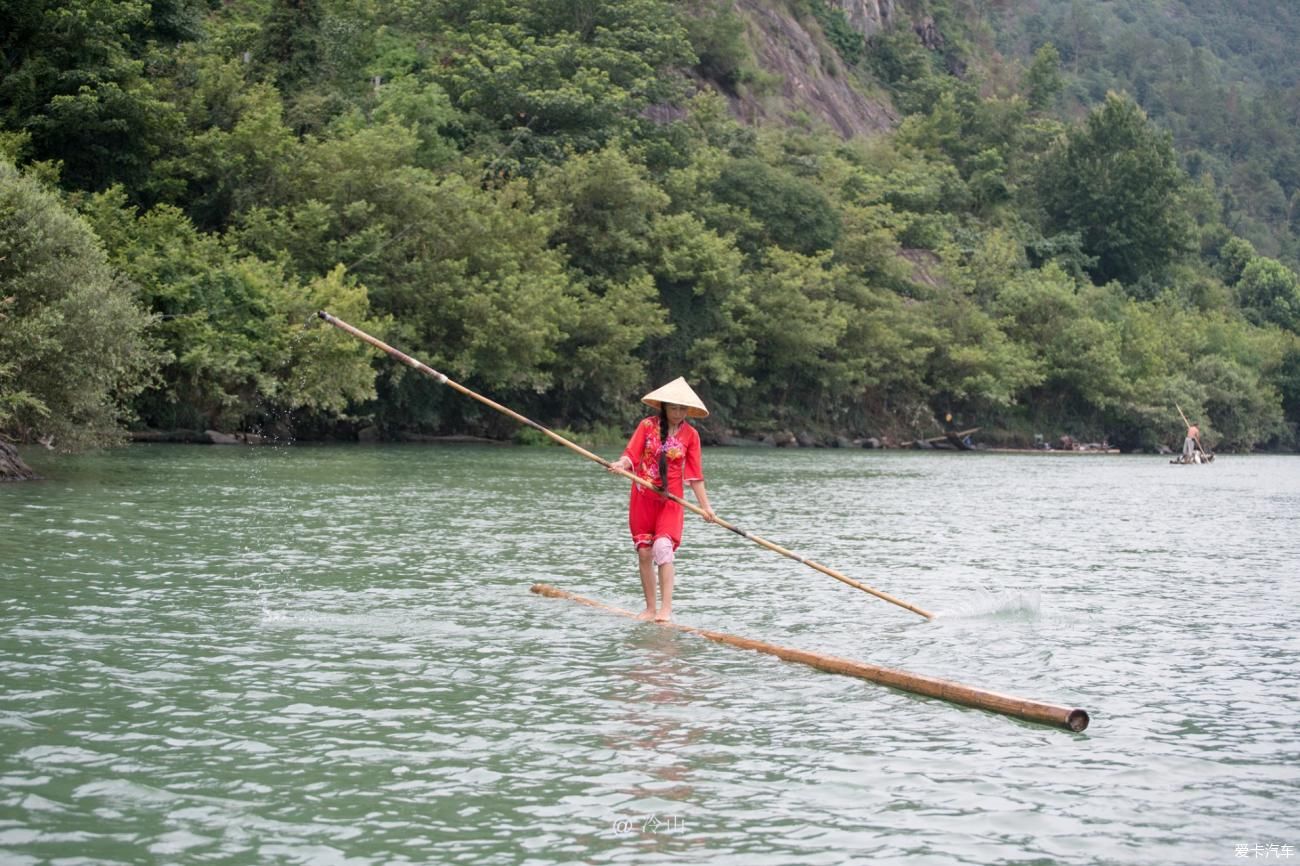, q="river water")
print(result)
[2,444,1297,865]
